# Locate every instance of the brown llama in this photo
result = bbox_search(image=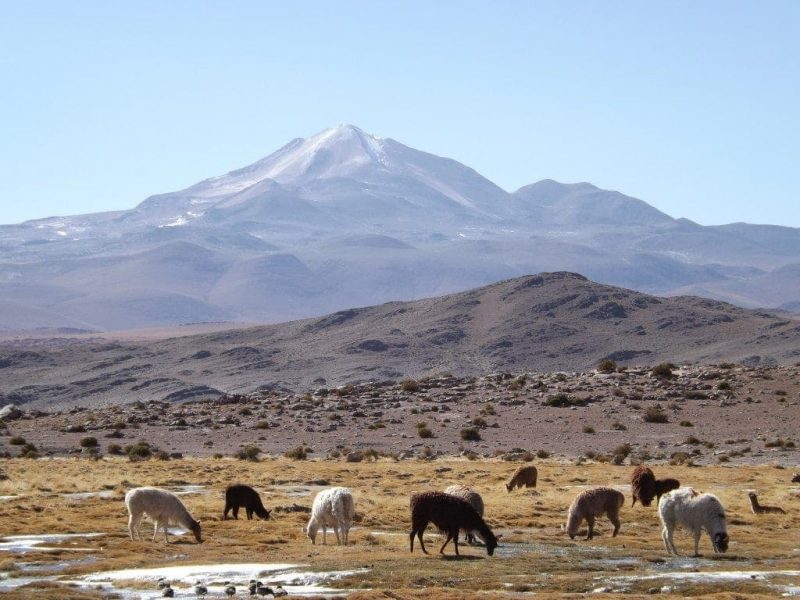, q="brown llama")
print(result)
[409,491,499,556]
[747,491,786,515]
[566,487,625,540]
[631,466,680,507]
[505,465,537,492]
